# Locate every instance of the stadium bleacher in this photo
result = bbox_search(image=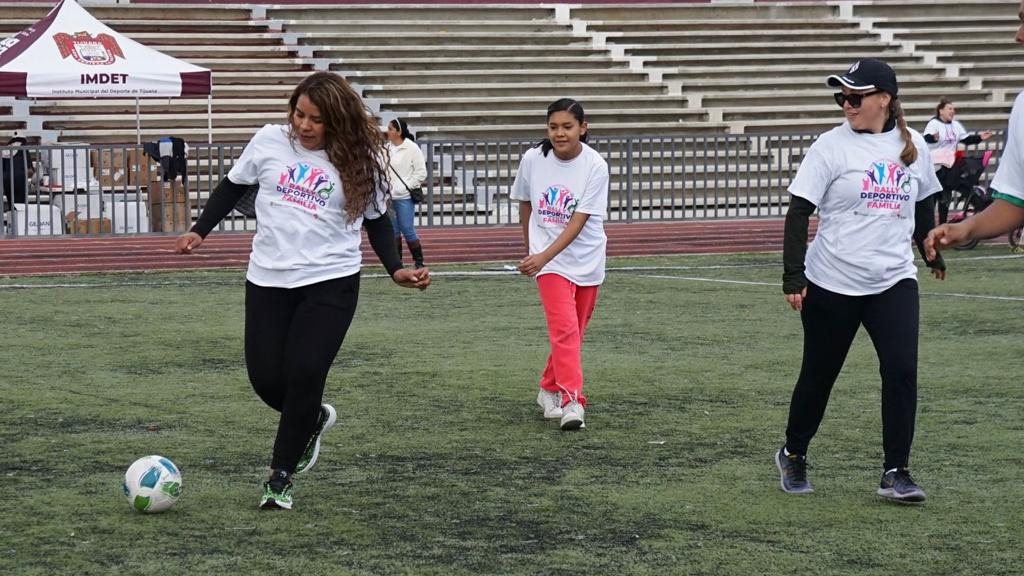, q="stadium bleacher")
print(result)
[2,1,1020,142]
[0,0,1021,228]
